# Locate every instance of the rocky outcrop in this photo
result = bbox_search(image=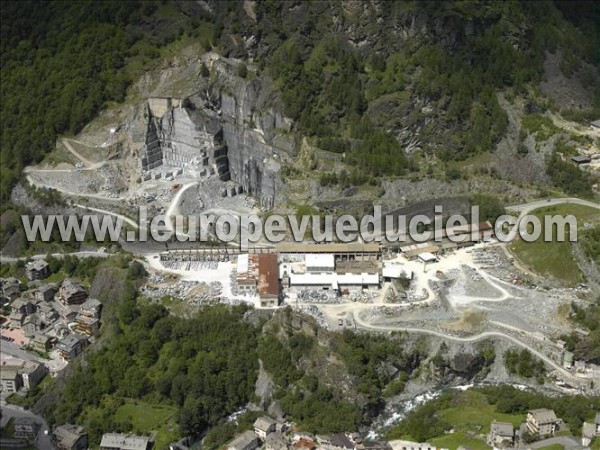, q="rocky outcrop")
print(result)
[136,54,297,209]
